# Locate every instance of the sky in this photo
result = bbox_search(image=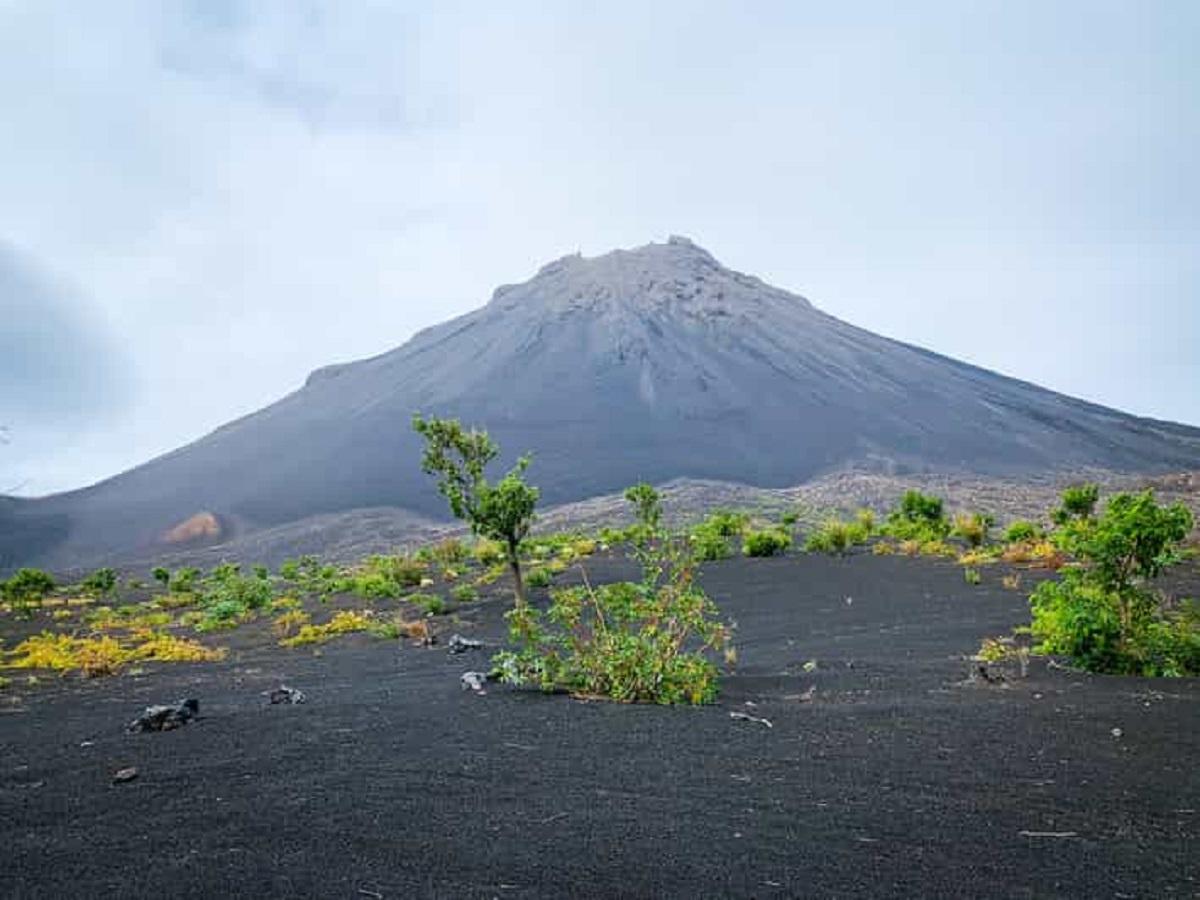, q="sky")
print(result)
[1,1,1197,496]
